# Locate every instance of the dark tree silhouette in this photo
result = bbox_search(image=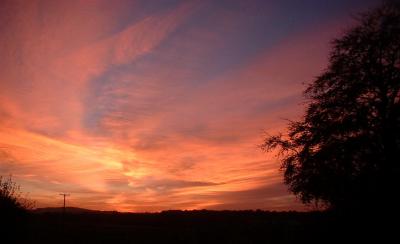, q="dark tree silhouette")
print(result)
[0,175,33,214]
[0,176,33,243]
[262,2,400,212]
